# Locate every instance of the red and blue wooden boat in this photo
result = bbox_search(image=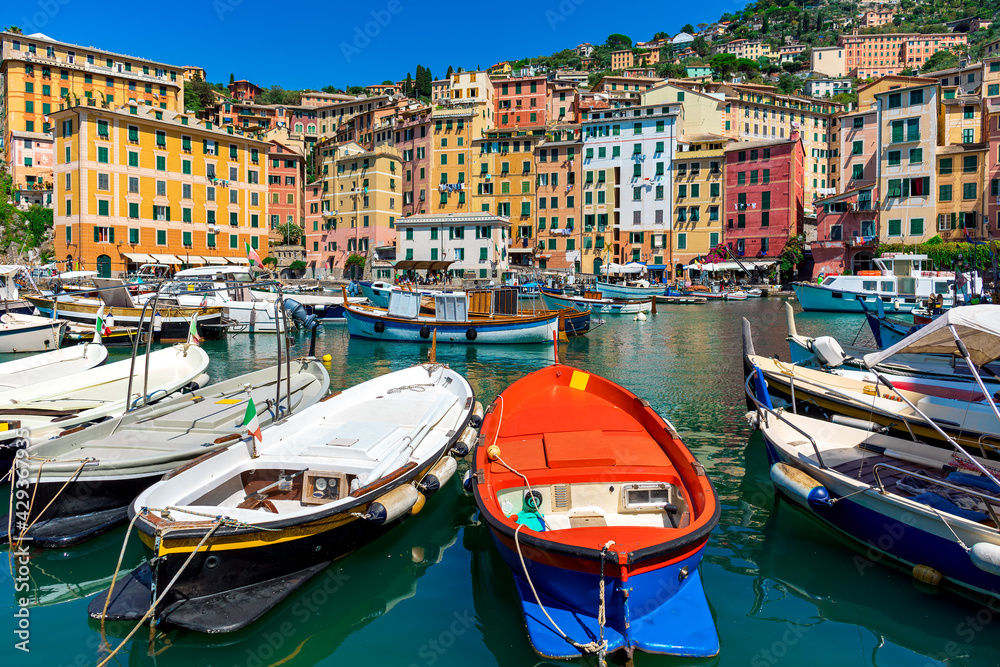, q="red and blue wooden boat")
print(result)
[470,364,720,660]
